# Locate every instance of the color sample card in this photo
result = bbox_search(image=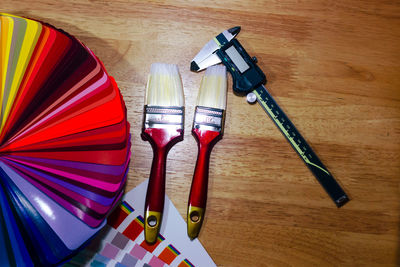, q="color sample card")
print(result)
[0,13,130,266]
[65,180,216,267]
